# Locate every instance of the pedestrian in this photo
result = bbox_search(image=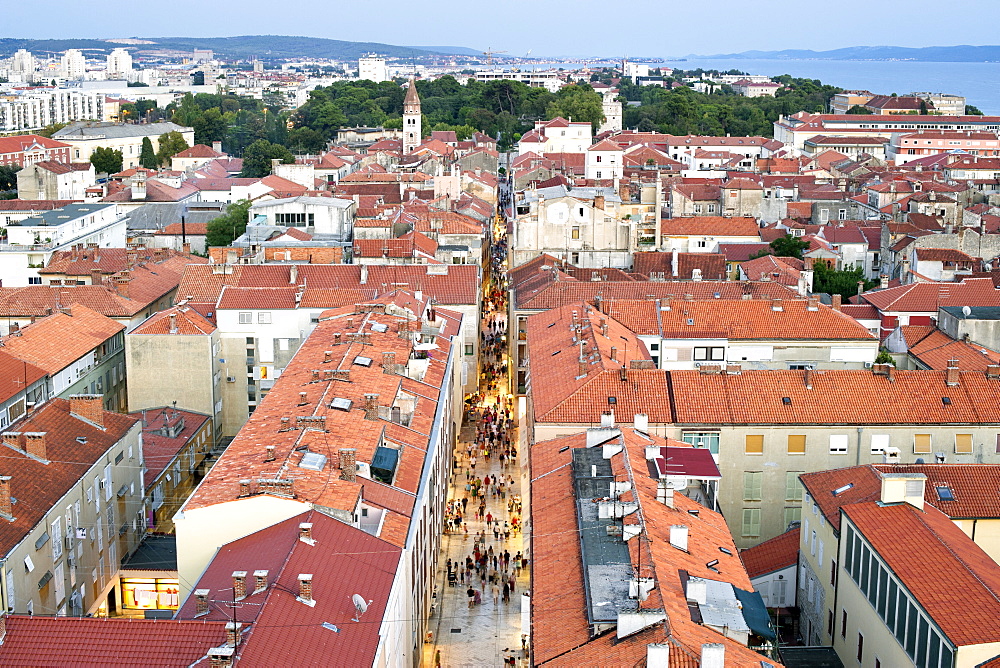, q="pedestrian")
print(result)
[491,582,500,604]
[435,649,442,668]
[467,586,475,608]
[502,581,510,603]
